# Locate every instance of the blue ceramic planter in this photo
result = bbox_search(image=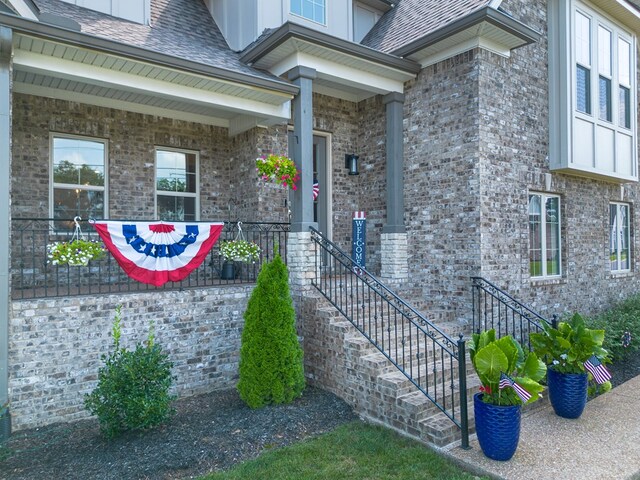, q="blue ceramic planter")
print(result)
[547,368,588,419]
[474,393,521,461]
